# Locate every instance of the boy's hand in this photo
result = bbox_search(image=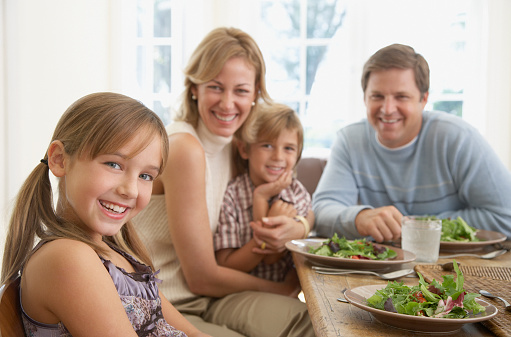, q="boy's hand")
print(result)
[253,170,293,201]
[268,200,297,218]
